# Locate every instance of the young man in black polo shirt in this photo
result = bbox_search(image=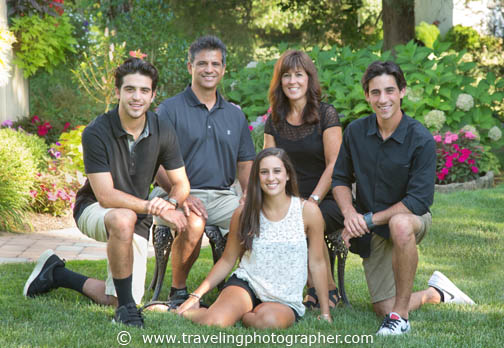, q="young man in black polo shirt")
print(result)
[23,58,190,328]
[150,36,256,308]
[331,61,475,336]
